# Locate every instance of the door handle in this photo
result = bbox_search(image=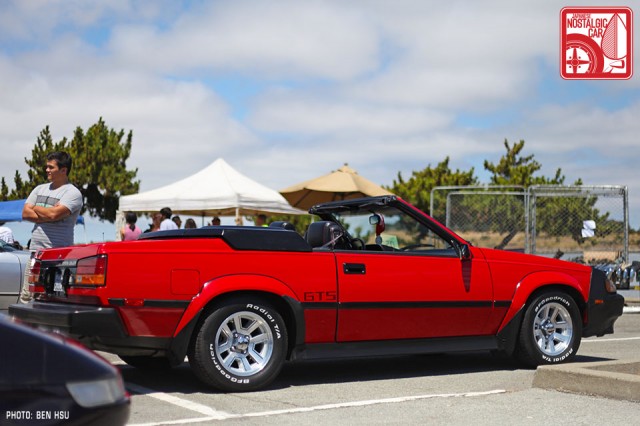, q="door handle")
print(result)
[343,263,366,274]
